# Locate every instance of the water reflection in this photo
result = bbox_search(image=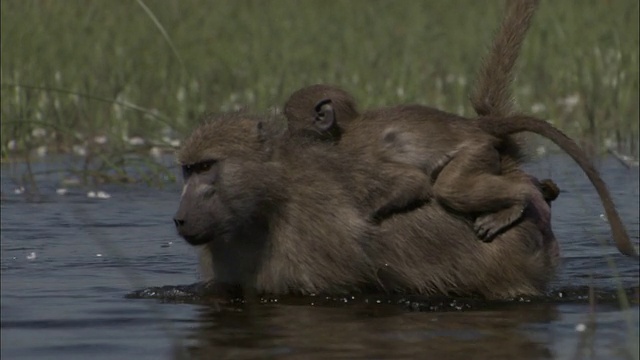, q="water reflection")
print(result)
[125,285,639,359]
[176,301,560,360]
